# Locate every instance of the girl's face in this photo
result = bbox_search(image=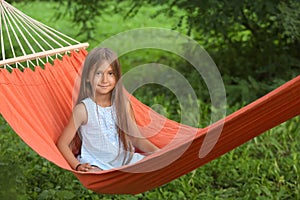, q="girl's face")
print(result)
[89,61,117,97]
